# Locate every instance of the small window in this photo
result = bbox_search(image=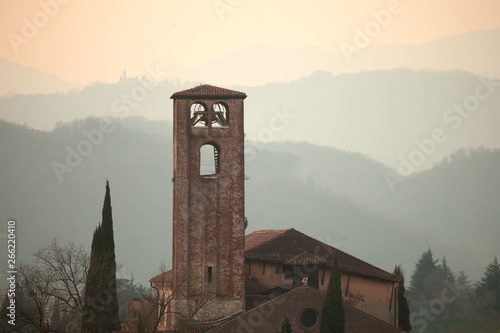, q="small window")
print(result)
[200,143,220,175]
[190,102,208,127]
[207,267,213,282]
[212,103,228,127]
[300,309,318,328]
[262,263,266,276]
[275,263,283,274]
[248,262,252,277]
